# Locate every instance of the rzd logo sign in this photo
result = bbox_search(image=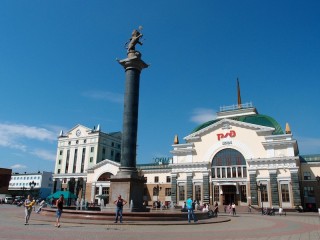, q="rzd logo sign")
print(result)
[217,130,236,141]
